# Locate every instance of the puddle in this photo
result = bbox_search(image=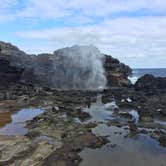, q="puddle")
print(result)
[83,101,114,123]
[0,108,44,136]
[80,96,166,166]
[80,132,166,166]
